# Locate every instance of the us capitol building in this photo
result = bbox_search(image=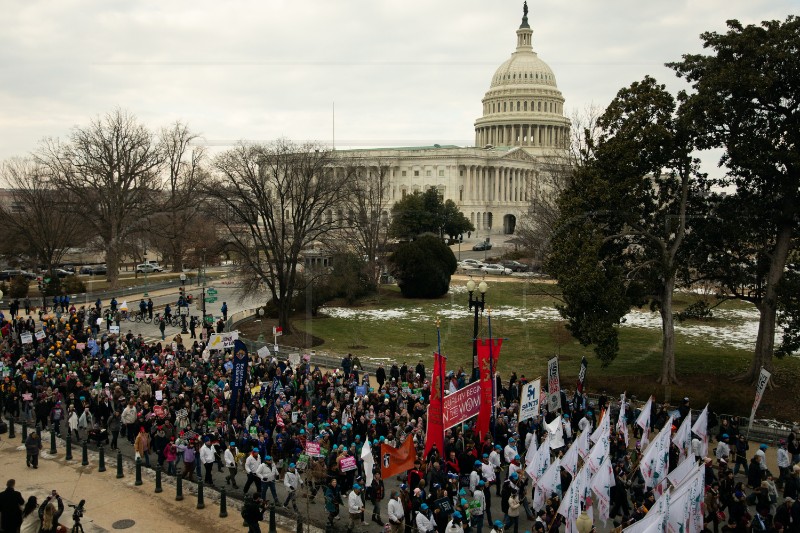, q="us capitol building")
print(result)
[337,3,570,236]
